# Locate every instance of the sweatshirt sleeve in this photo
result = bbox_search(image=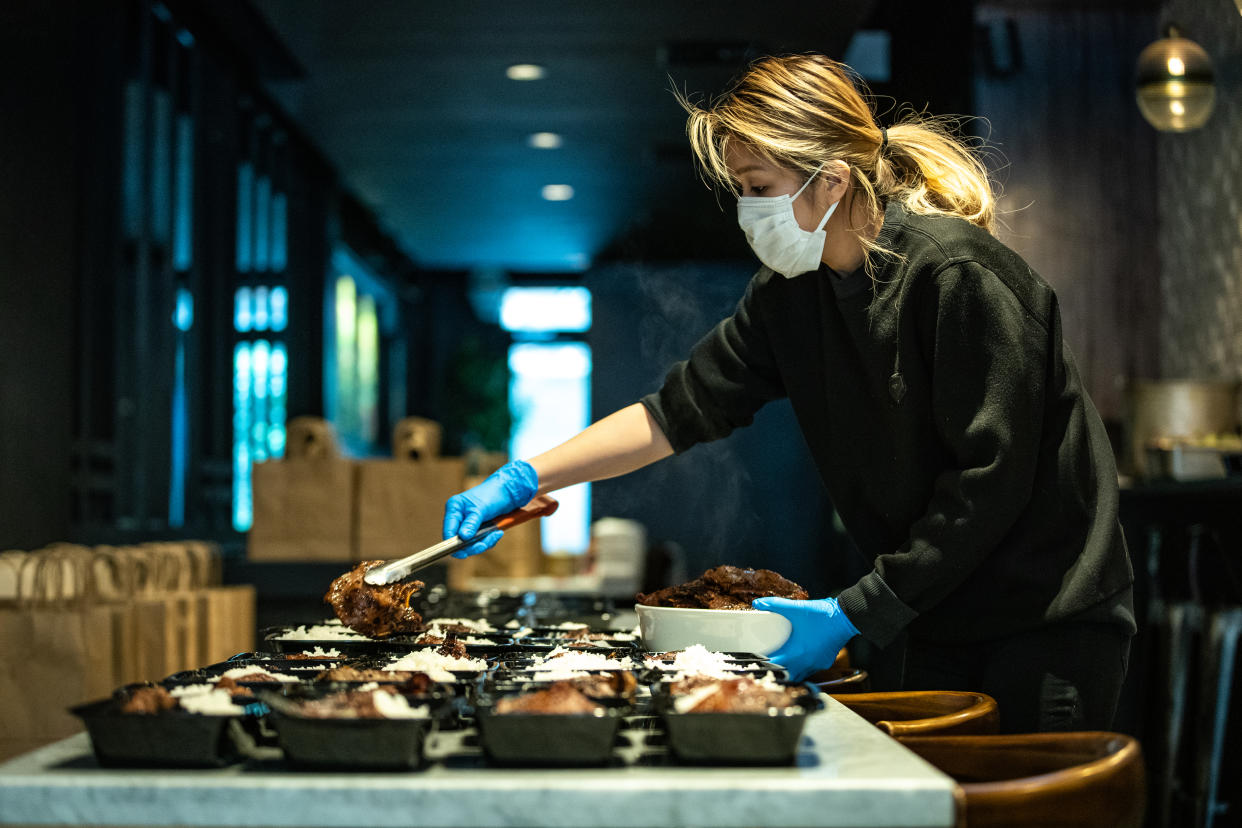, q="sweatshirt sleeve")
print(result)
[837,261,1050,647]
[641,274,786,453]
